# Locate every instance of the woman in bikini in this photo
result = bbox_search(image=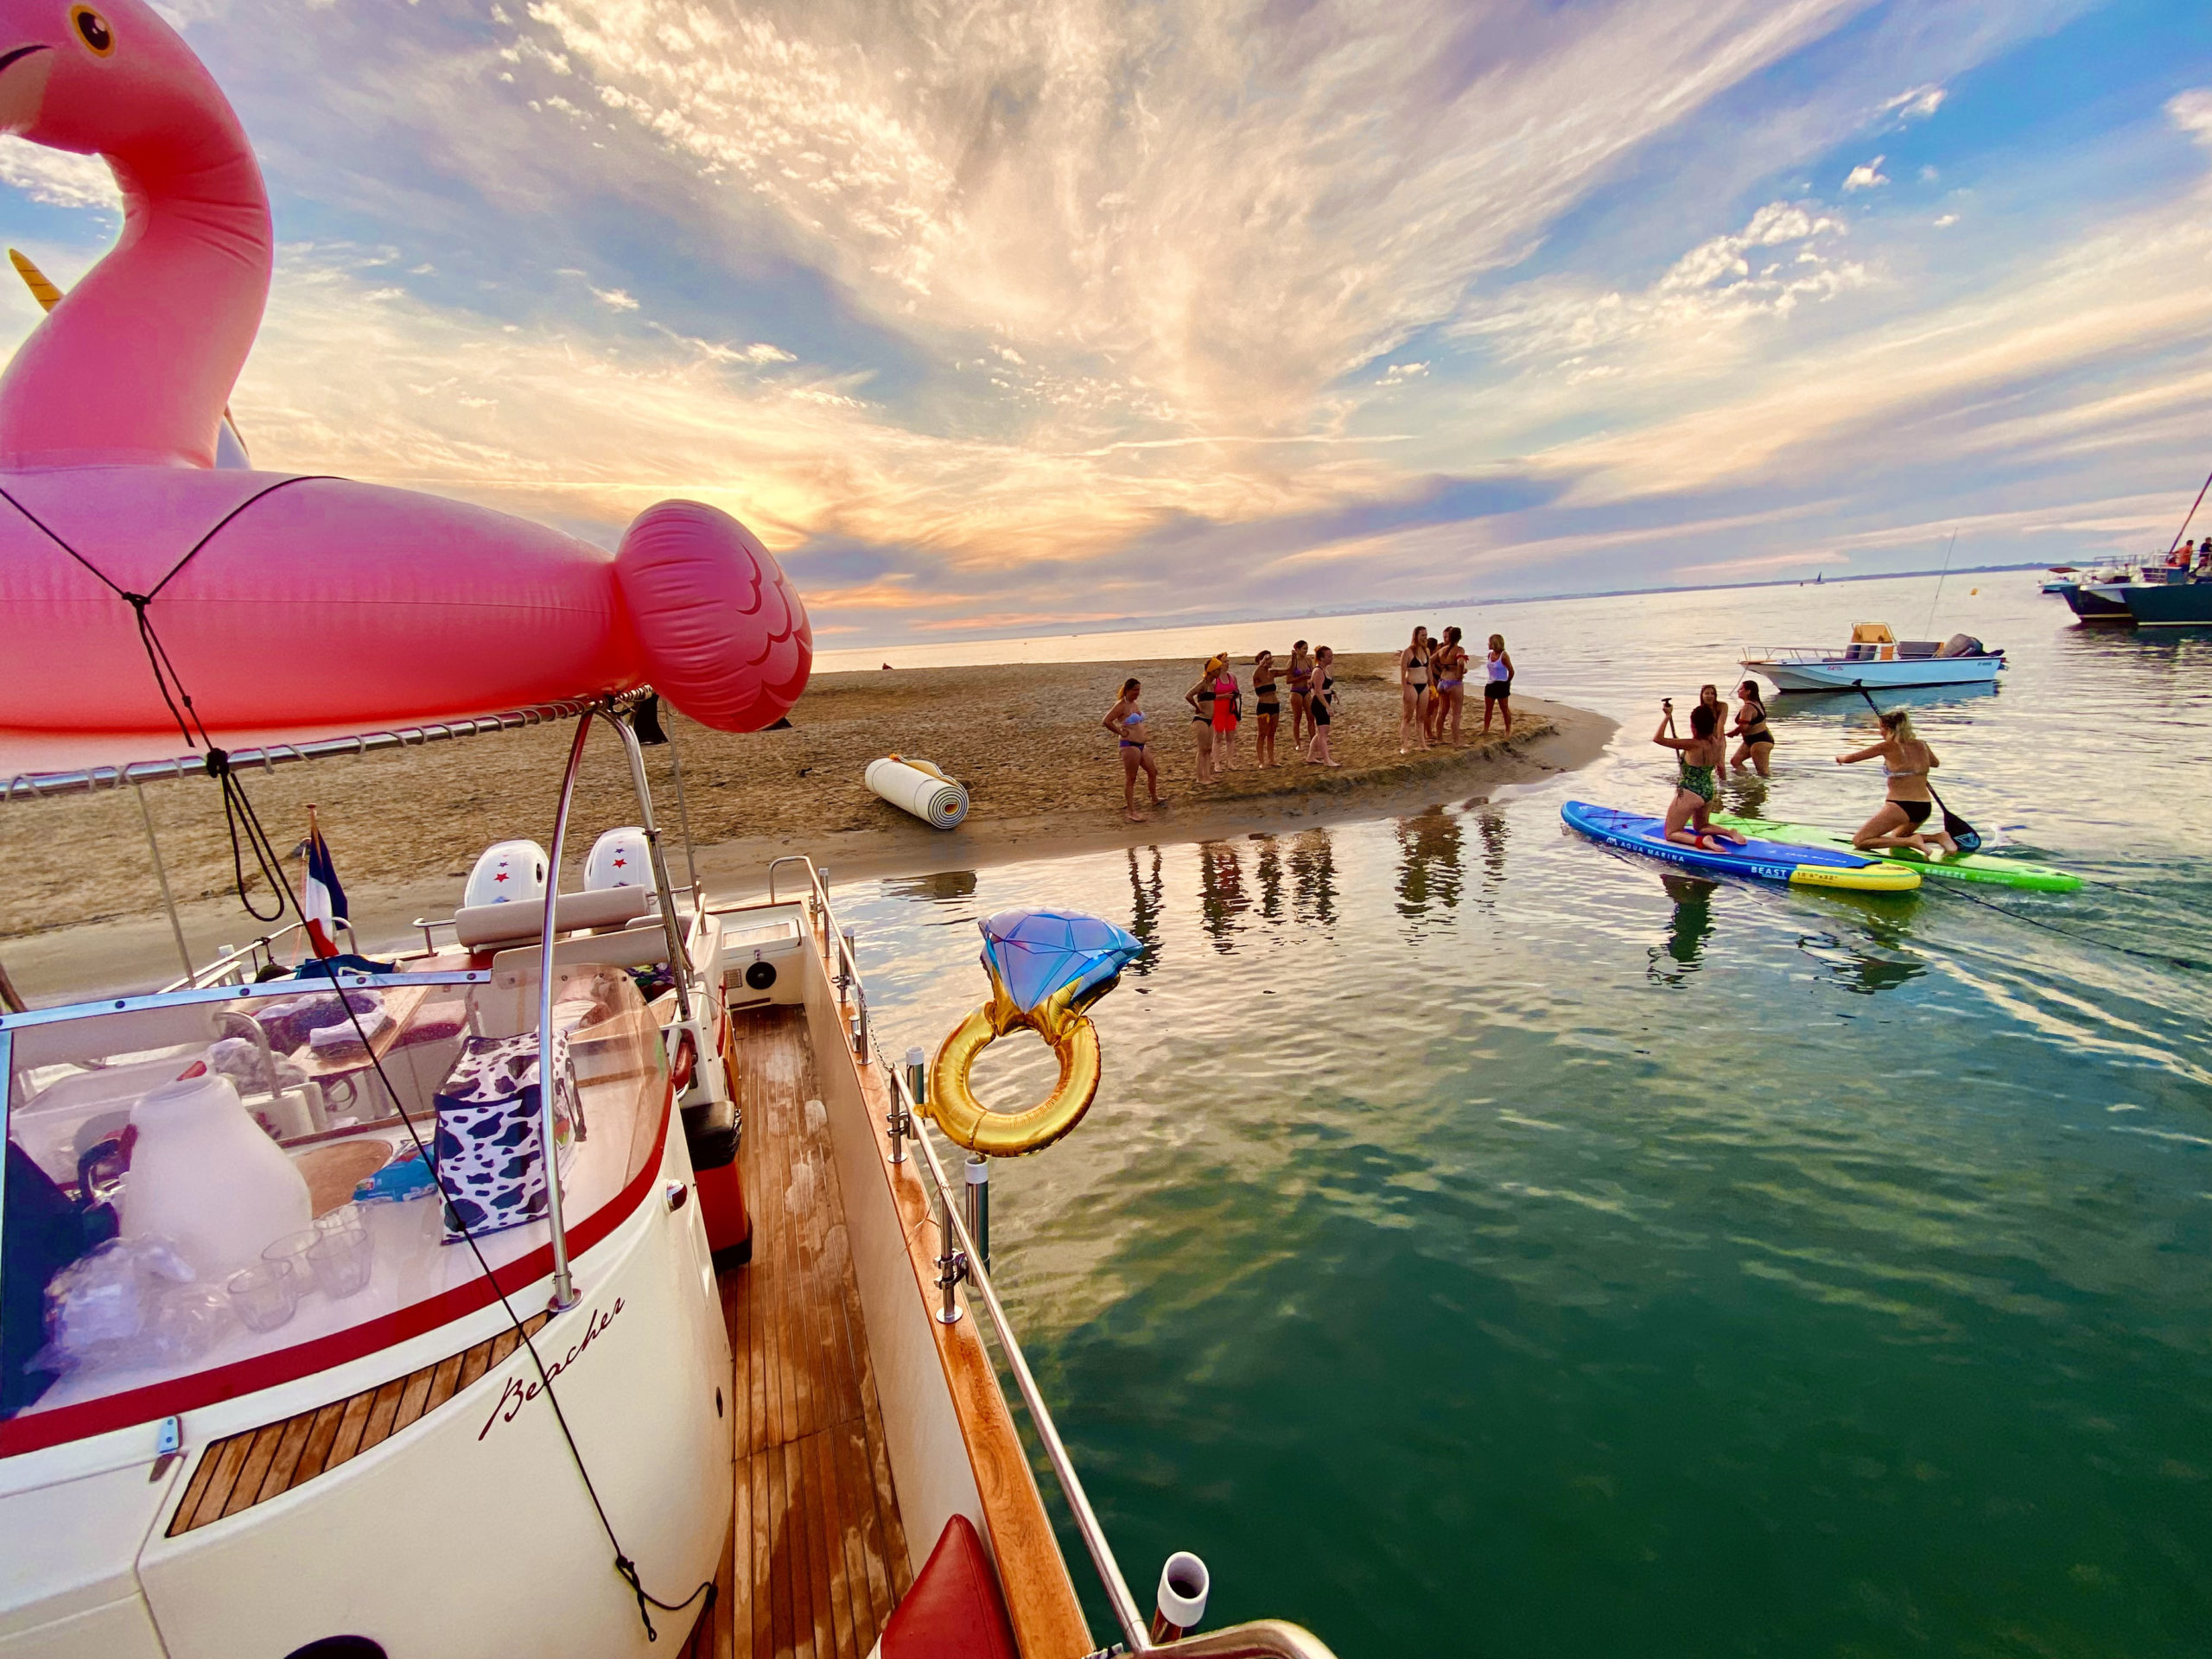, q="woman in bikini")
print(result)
[1654,699,1746,849]
[1287,641,1315,750]
[1728,679,1776,776]
[1480,634,1514,734]
[1251,649,1282,767]
[1427,626,1467,745]
[1102,677,1164,822]
[1185,656,1224,784]
[1305,646,1342,766]
[1838,709,1955,855]
[1397,626,1433,753]
[1211,655,1242,772]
